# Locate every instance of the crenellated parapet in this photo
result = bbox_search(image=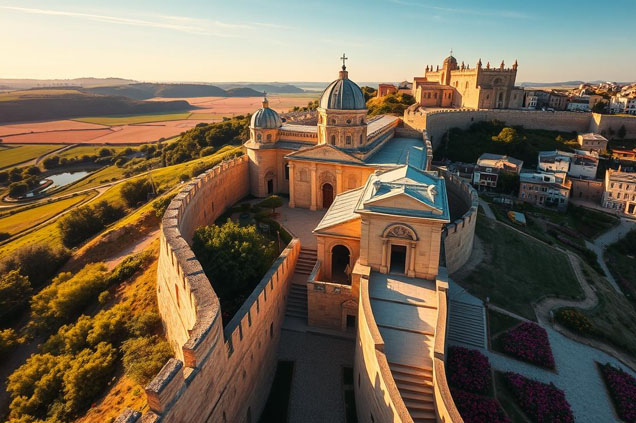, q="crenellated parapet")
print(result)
[117,154,302,423]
